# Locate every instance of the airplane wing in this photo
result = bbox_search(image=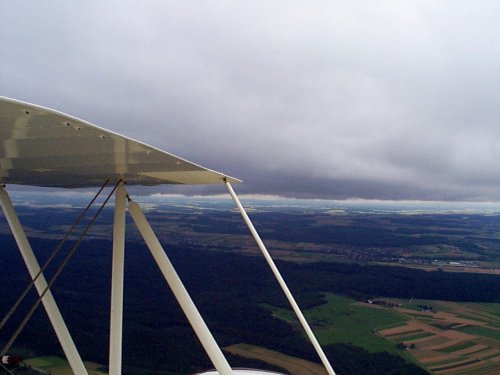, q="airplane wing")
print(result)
[0,97,240,188]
